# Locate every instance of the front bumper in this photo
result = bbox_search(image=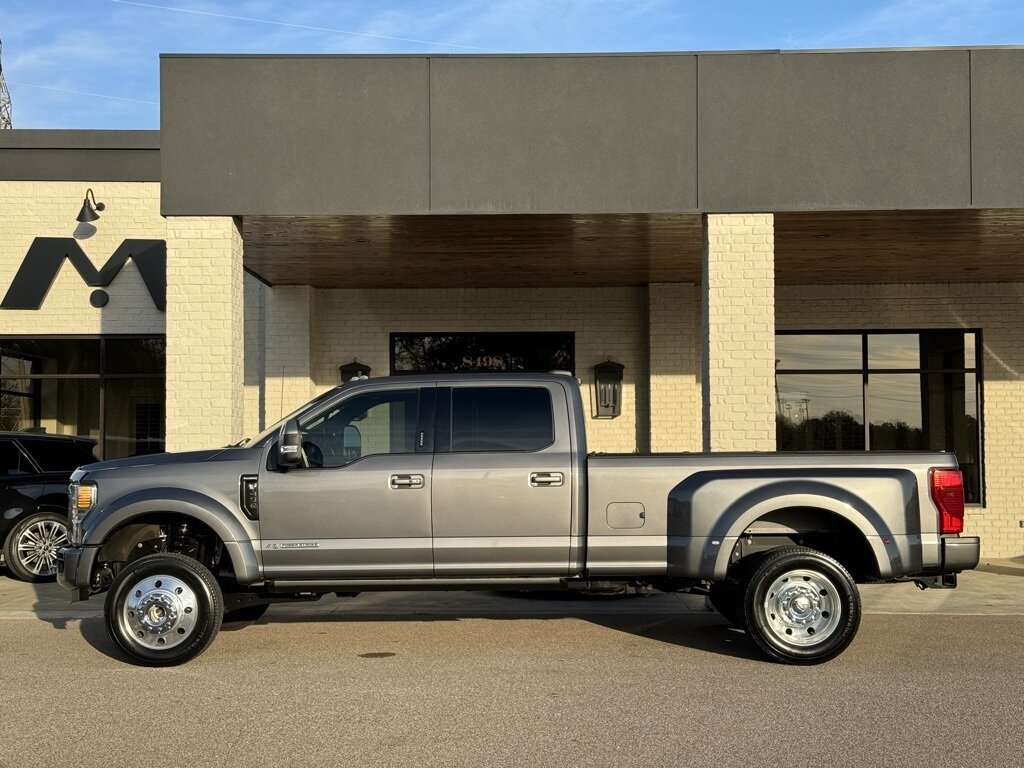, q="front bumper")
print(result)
[942,536,981,573]
[56,546,99,602]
